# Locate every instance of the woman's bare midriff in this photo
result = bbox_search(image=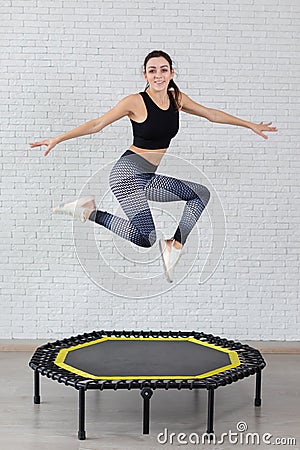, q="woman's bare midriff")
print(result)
[128,144,167,166]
